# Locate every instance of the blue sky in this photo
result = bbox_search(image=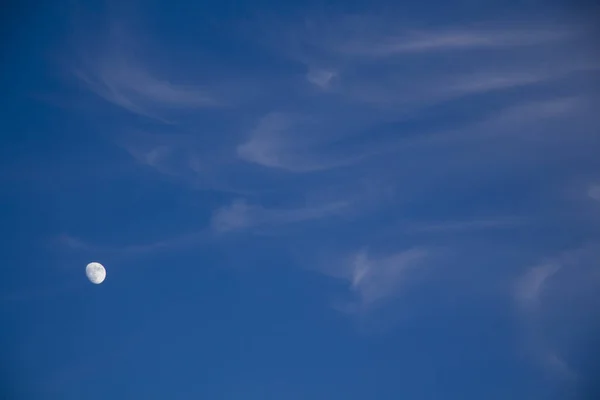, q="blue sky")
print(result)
[2,0,600,399]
